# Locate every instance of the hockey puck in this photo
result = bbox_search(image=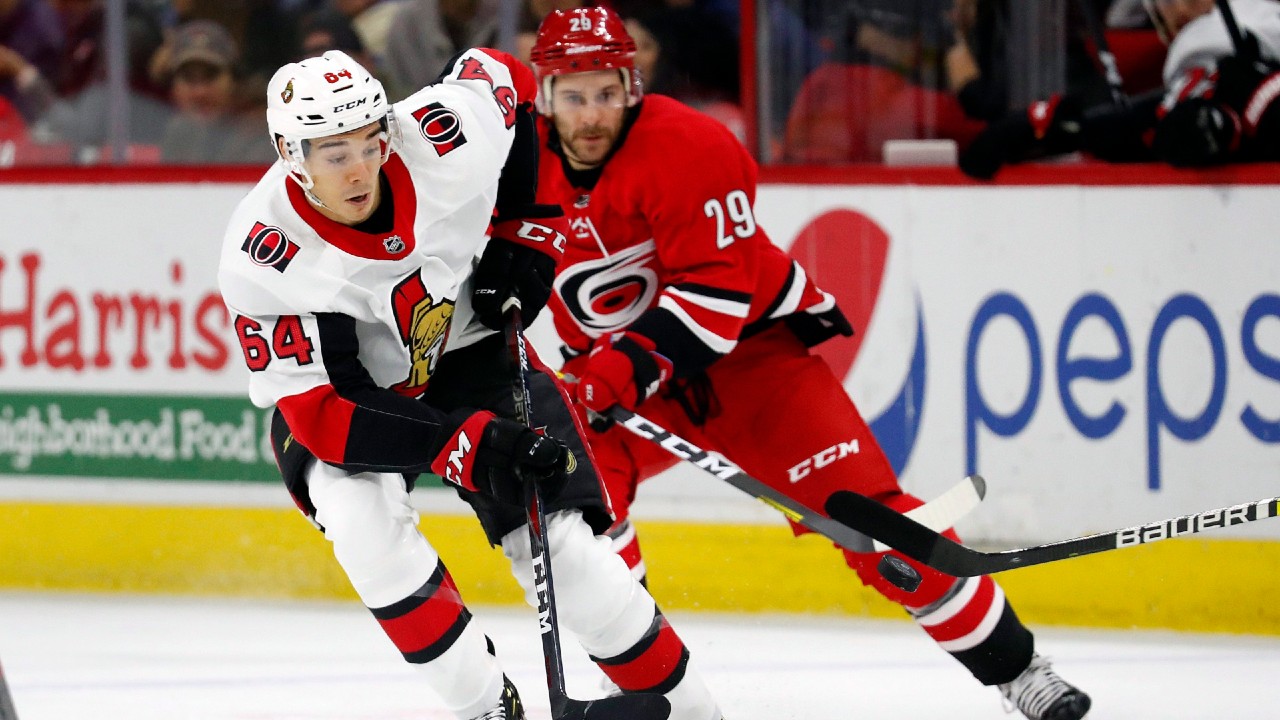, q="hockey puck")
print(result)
[877,554,922,592]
